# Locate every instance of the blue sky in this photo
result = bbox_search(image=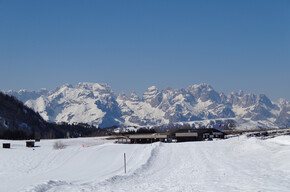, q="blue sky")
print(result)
[0,0,289,101]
